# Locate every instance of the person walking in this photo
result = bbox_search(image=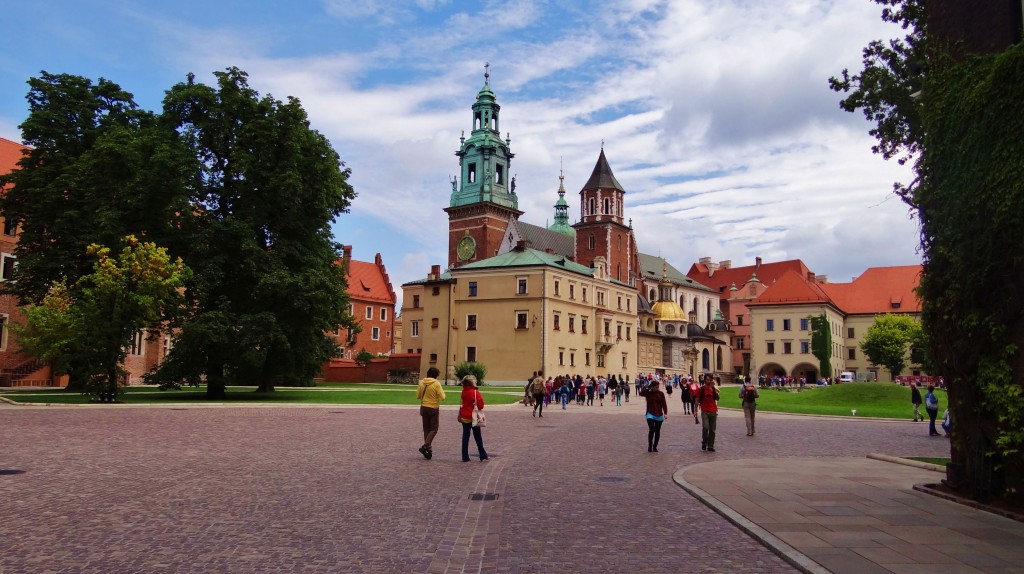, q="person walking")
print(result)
[458,375,489,461]
[598,377,607,406]
[687,378,700,423]
[738,378,759,436]
[925,384,941,436]
[623,376,630,403]
[529,371,546,418]
[696,374,720,451]
[638,379,668,452]
[910,383,923,422]
[416,367,445,460]
[680,378,692,414]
